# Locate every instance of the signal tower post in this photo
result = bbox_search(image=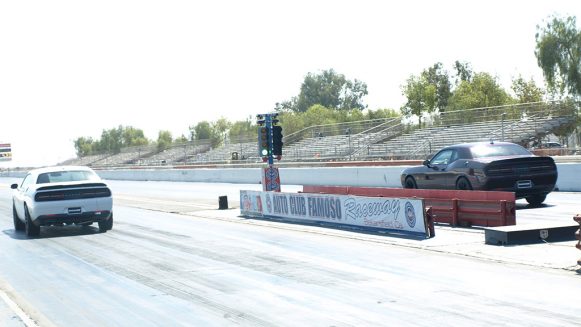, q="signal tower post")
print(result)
[256,113,283,192]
